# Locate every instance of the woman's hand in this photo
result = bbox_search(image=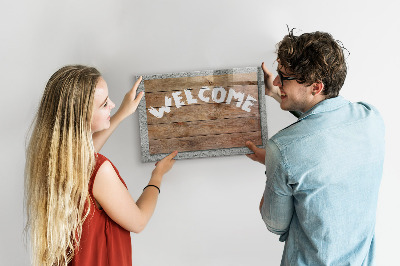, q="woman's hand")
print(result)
[262,62,282,103]
[152,151,178,178]
[115,76,144,120]
[92,77,144,152]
